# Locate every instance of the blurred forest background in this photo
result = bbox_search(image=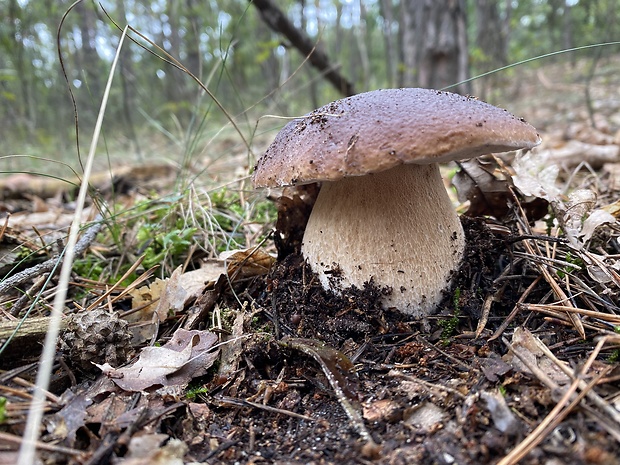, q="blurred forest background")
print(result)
[1,0,619,175]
